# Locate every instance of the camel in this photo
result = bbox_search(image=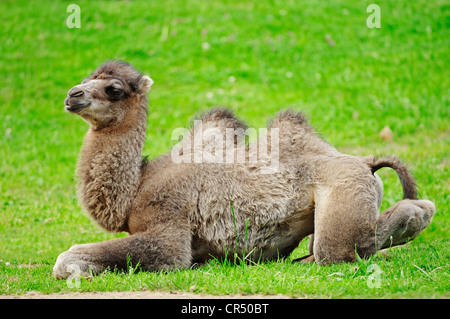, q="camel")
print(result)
[53,61,435,279]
